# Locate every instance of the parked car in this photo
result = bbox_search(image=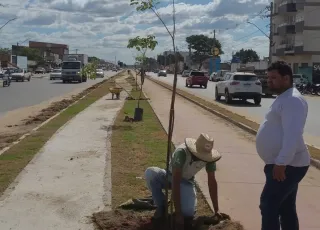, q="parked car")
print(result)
[0,71,11,87]
[49,69,62,80]
[209,72,217,81]
[35,67,46,74]
[96,69,104,78]
[215,70,228,81]
[158,70,167,77]
[11,69,31,82]
[185,70,209,88]
[182,70,190,77]
[215,72,262,105]
[112,67,117,72]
